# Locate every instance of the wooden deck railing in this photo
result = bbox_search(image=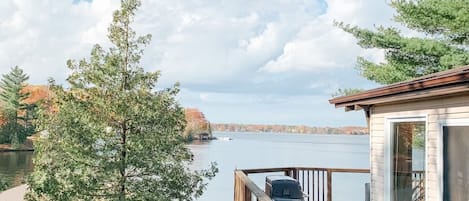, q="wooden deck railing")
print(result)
[234,167,369,201]
[412,171,425,201]
[234,167,426,201]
